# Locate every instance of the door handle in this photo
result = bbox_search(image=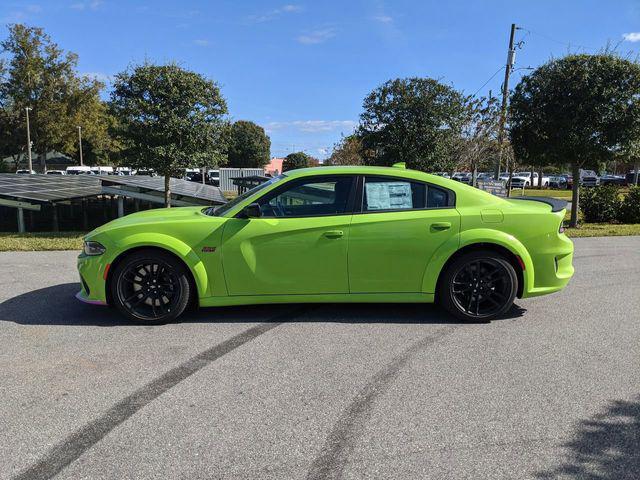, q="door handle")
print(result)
[430,222,451,231]
[323,230,344,238]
